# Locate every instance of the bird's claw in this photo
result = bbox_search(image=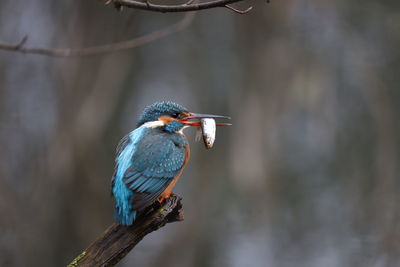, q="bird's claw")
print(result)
[158,192,172,203]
